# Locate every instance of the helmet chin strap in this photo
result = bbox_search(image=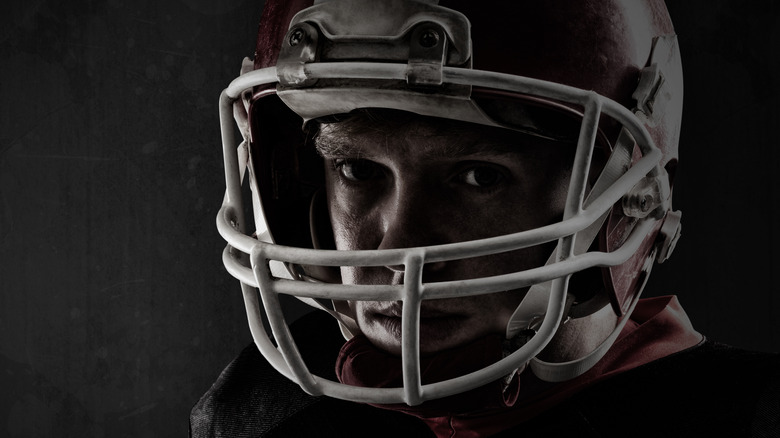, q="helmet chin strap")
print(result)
[530,250,655,382]
[504,209,609,341]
